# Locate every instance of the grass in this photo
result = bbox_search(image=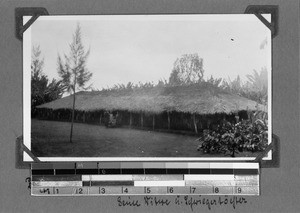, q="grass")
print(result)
[31,119,261,158]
